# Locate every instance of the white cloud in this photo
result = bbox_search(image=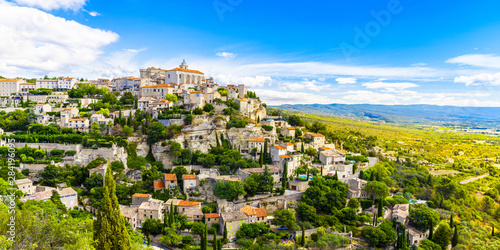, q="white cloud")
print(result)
[446,54,500,69]
[342,91,401,105]
[336,77,357,84]
[280,80,330,92]
[87,10,100,16]
[362,81,418,90]
[256,89,335,106]
[454,72,500,86]
[12,0,87,11]
[213,74,272,88]
[0,1,118,75]
[216,52,235,59]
